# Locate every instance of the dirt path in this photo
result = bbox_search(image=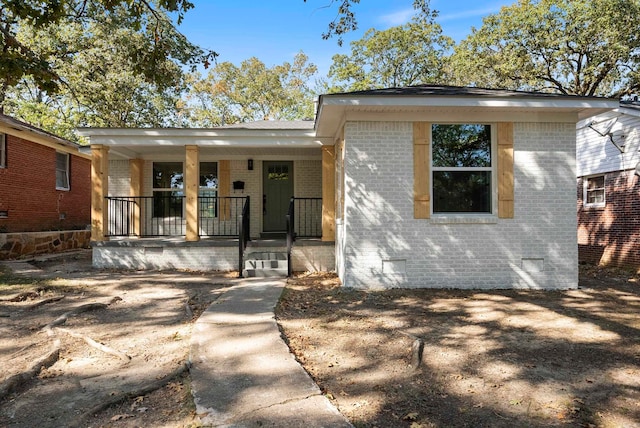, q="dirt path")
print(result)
[0,250,232,427]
